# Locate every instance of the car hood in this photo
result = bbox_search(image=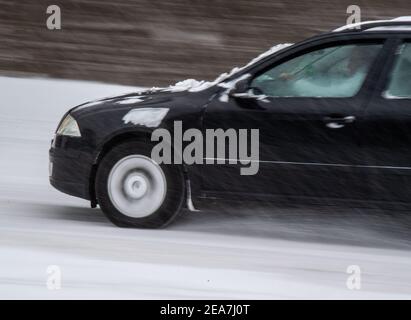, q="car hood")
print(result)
[70,84,218,118]
[70,80,222,117]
